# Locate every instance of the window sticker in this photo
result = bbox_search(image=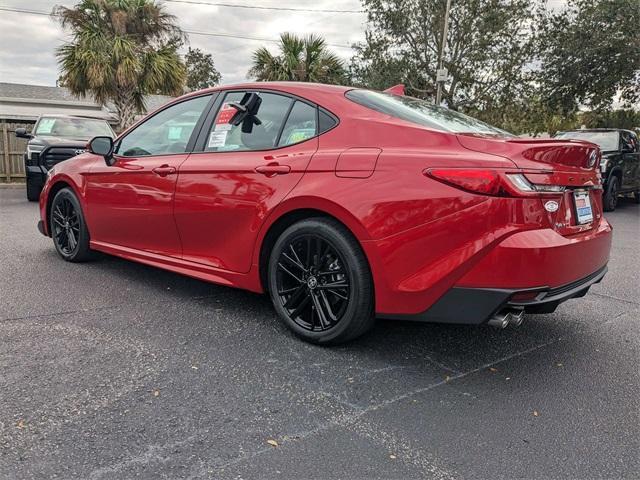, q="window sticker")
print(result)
[167,126,183,141]
[215,103,237,125]
[285,128,315,145]
[37,118,56,134]
[214,123,232,132]
[208,130,228,148]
